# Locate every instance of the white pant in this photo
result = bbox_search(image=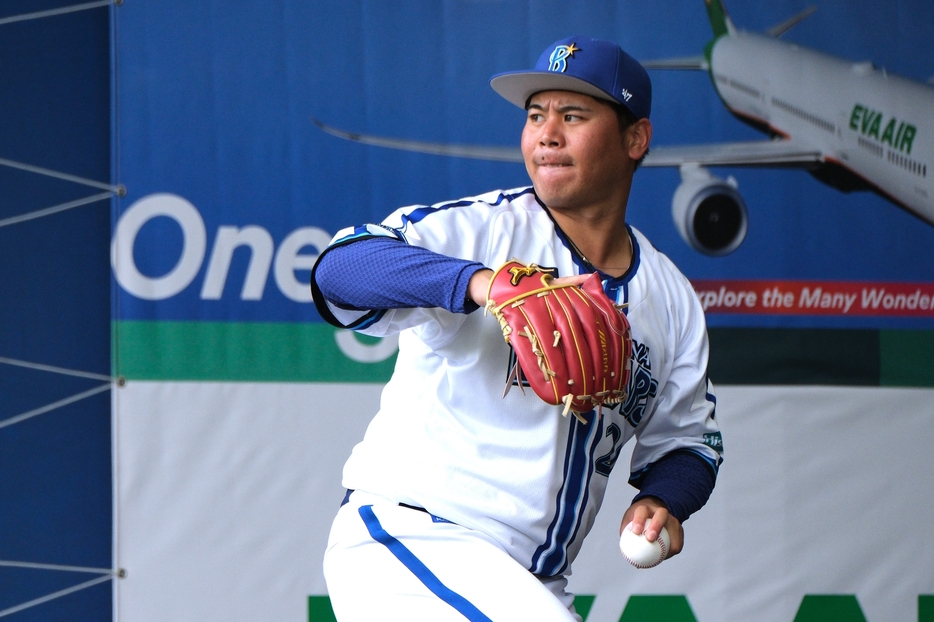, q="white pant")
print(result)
[323,491,581,621]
